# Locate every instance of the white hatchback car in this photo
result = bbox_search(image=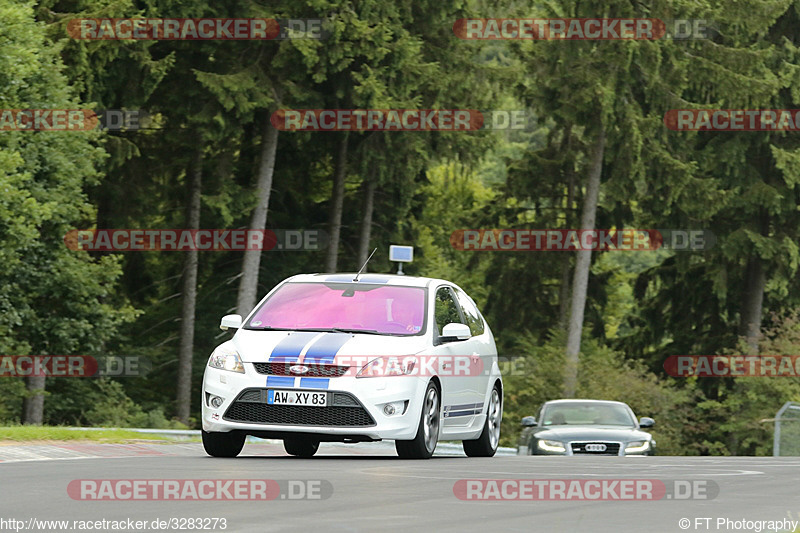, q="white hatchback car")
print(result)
[201,273,502,459]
